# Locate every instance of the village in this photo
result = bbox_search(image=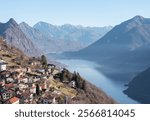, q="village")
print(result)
[0,38,81,104]
[0,55,83,104]
[0,38,87,104]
